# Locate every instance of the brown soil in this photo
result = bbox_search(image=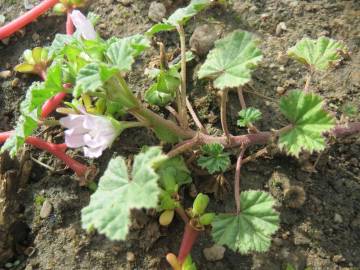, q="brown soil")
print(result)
[0,0,360,270]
